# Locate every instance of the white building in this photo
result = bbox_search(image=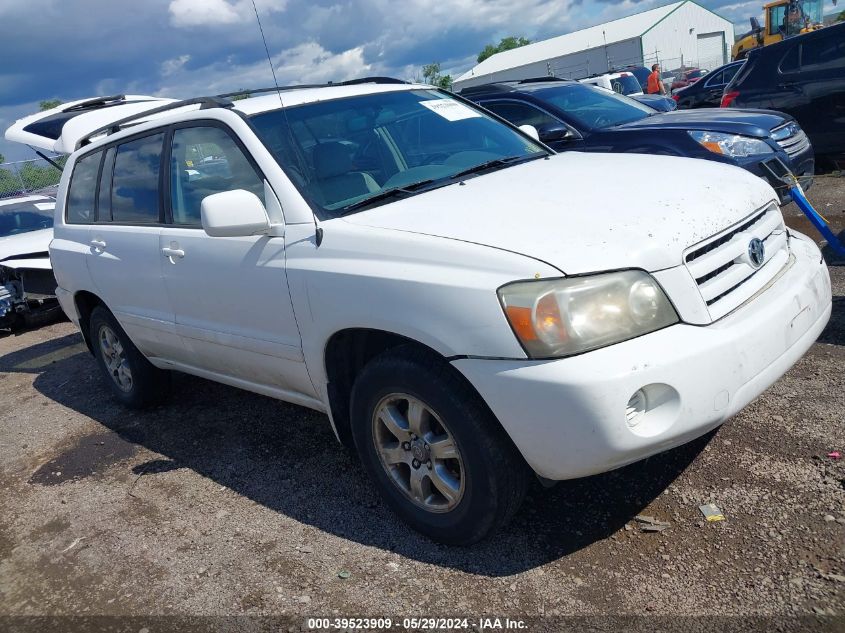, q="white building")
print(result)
[453,1,735,90]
